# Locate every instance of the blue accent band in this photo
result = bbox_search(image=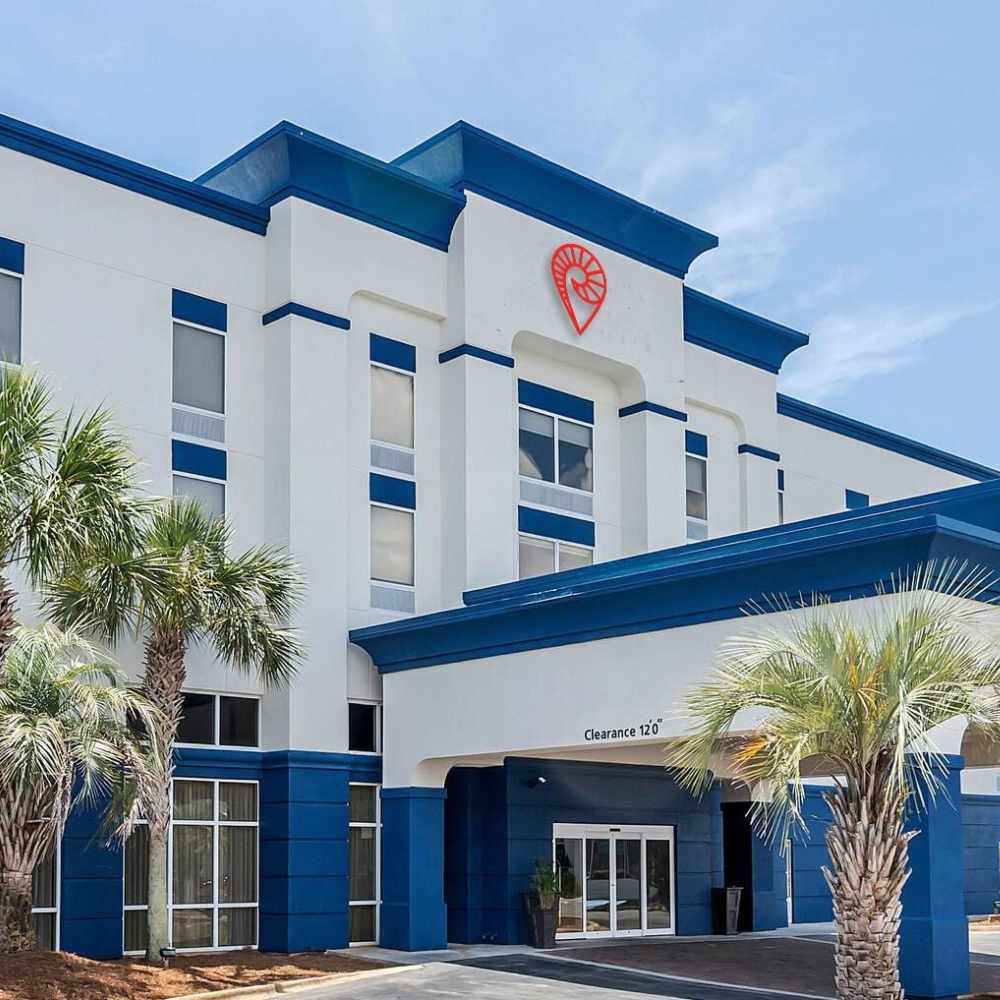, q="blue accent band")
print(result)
[0,235,25,274]
[370,333,416,372]
[438,344,516,369]
[618,401,687,422]
[370,473,416,510]
[172,289,227,332]
[518,506,595,546]
[685,430,708,457]
[517,380,594,424]
[777,468,785,491]
[846,489,870,510]
[738,443,781,462]
[261,302,351,330]
[172,440,227,480]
